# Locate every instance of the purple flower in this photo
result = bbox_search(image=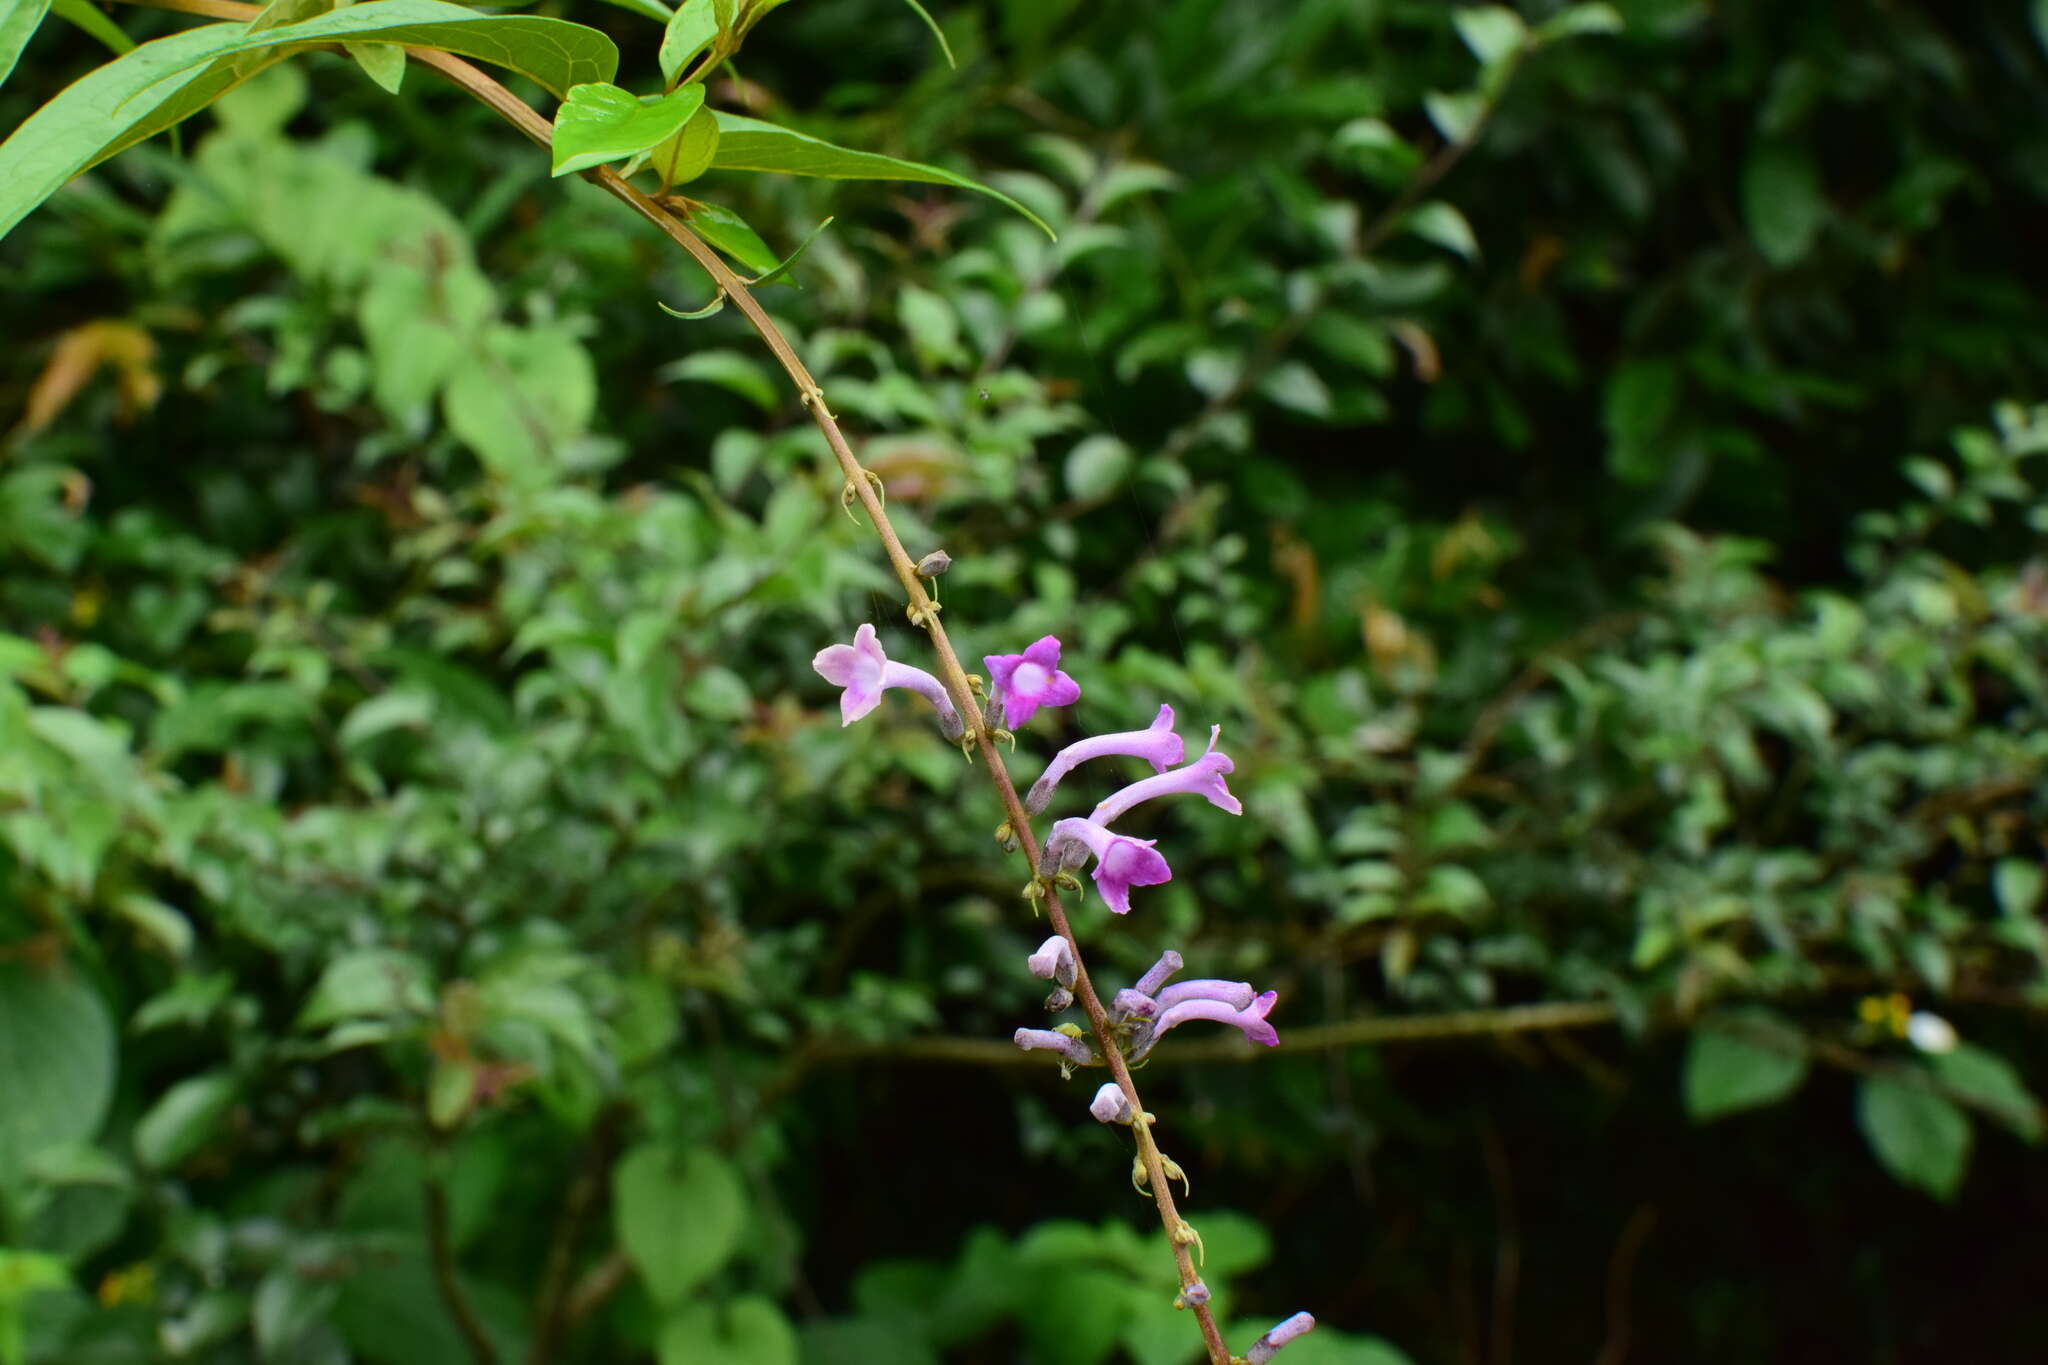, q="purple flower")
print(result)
[813,624,963,739]
[1245,1312,1316,1364]
[1154,979,1257,1012]
[1013,1027,1094,1068]
[1139,989,1278,1056]
[1092,724,1241,824]
[983,635,1081,730]
[1027,935,1076,987]
[1027,704,1184,814]
[1088,1082,1134,1124]
[1043,817,1172,915]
